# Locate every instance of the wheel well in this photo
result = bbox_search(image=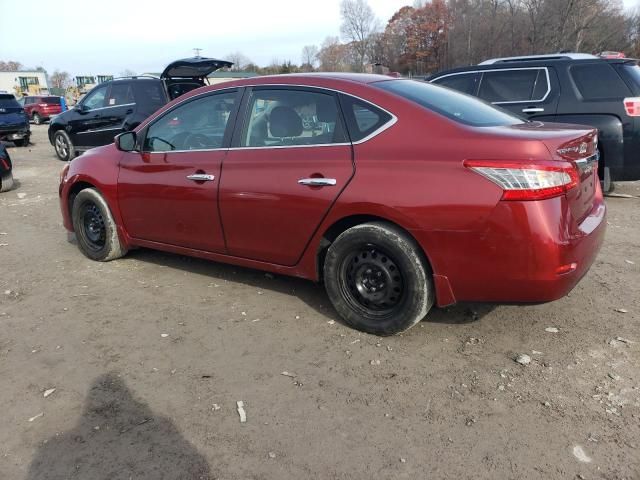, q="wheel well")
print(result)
[67,181,96,221]
[317,215,432,280]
